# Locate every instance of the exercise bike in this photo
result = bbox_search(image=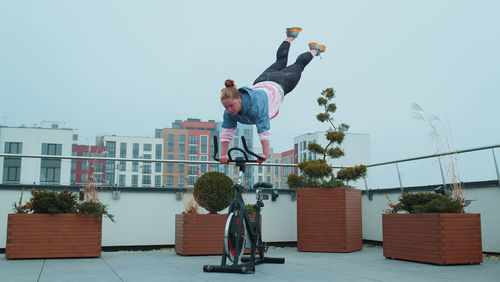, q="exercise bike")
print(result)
[203,136,285,274]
